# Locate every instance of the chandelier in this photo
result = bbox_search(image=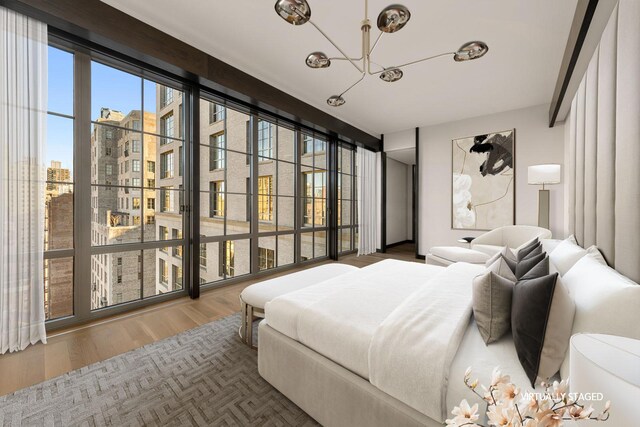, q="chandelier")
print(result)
[274,0,489,107]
